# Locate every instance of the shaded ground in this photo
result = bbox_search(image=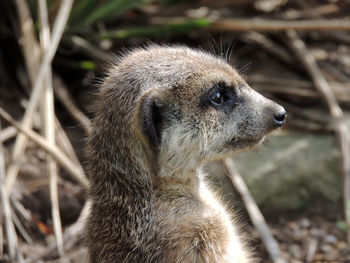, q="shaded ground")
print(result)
[248,202,349,262]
